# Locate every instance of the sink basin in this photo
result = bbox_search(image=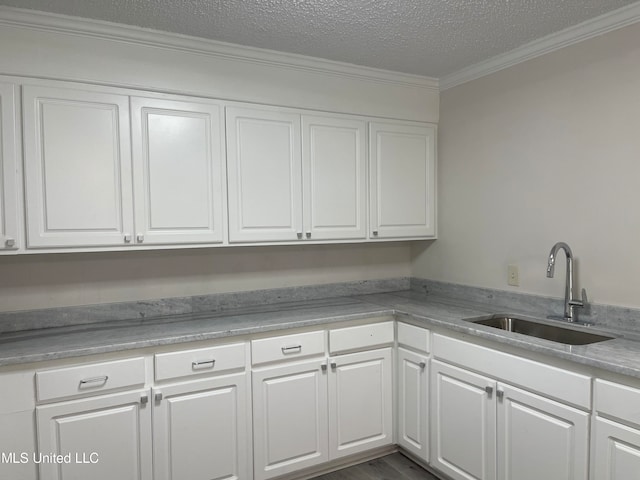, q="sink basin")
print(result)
[468,315,614,345]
